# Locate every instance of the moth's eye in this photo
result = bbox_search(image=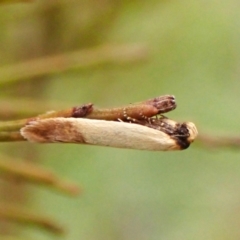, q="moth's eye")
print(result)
[176,124,189,137]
